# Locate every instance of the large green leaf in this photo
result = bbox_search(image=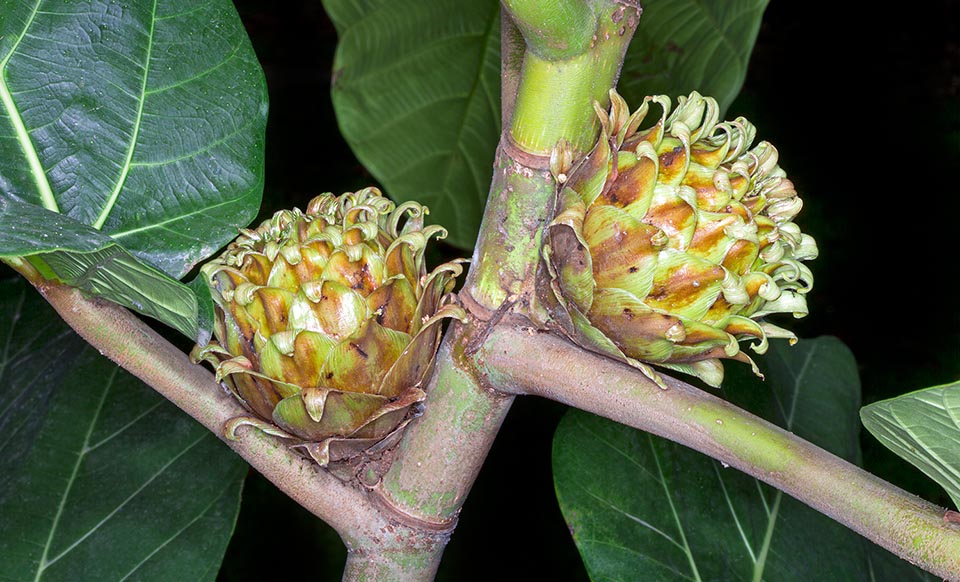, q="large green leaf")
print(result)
[324,0,768,249]
[861,381,960,509]
[553,337,933,581]
[0,0,267,279]
[0,198,199,339]
[324,0,501,249]
[619,0,769,113]
[0,278,246,581]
